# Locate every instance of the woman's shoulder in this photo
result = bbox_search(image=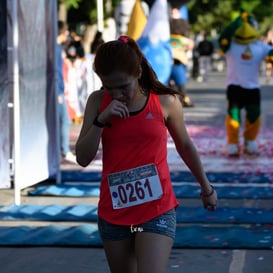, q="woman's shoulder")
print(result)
[86,89,104,108]
[82,89,105,116]
[157,93,182,121]
[88,88,104,100]
[159,93,178,107]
